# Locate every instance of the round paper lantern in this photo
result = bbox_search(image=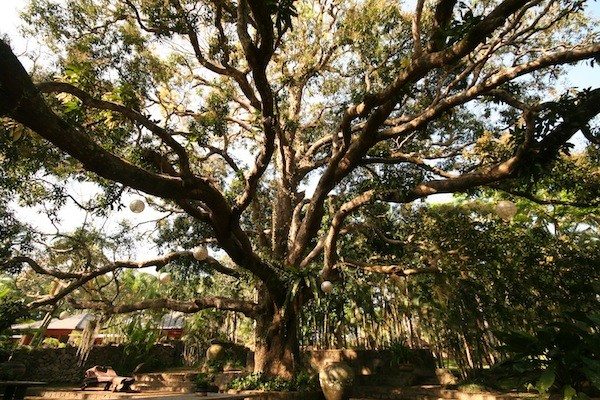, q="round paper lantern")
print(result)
[158,272,172,283]
[59,311,70,320]
[192,245,209,261]
[129,199,145,213]
[11,129,23,141]
[495,200,517,220]
[321,280,333,293]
